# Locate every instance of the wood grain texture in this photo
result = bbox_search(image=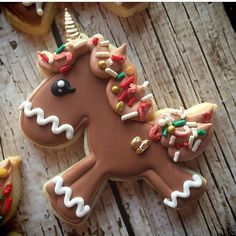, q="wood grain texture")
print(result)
[0,2,235,236]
